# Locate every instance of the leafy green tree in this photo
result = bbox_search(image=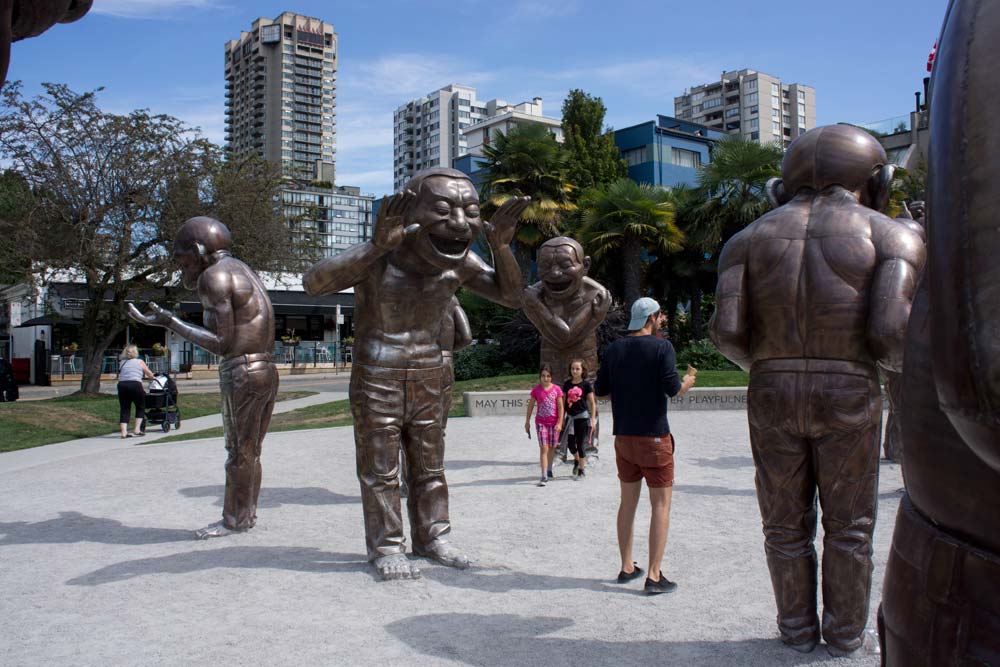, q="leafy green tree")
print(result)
[561,89,627,194]
[0,83,291,394]
[0,169,36,283]
[691,136,783,257]
[479,123,576,274]
[577,178,683,306]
